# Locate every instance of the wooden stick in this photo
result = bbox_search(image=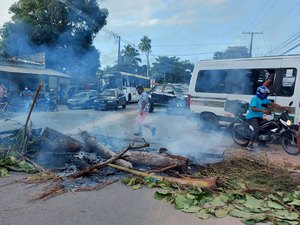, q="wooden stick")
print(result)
[147,164,178,173]
[22,80,42,153]
[107,163,217,189]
